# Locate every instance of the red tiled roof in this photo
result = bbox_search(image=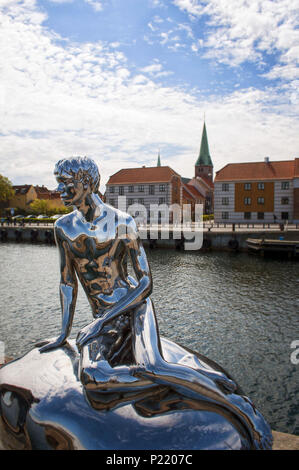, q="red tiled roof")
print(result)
[185,183,204,199]
[34,186,62,200]
[35,185,51,197]
[182,187,195,200]
[199,175,214,189]
[215,160,296,182]
[107,166,180,184]
[294,158,299,178]
[13,184,32,194]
